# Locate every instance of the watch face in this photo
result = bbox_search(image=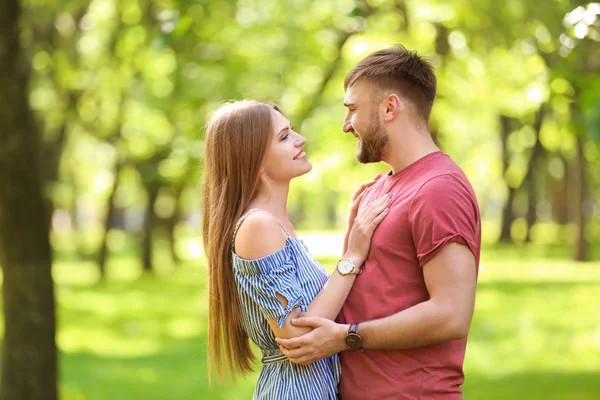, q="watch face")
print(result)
[345,333,362,349]
[338,259,353,274]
